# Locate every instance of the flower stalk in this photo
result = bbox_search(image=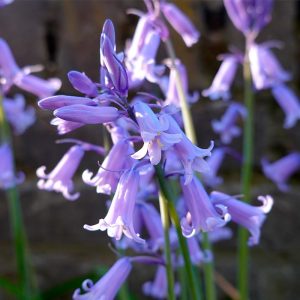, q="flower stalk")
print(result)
[238,37,254,300]
[0,94,38,300]
[155,165,200,300]
[158,191,176,300]
[164,39,216,300]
